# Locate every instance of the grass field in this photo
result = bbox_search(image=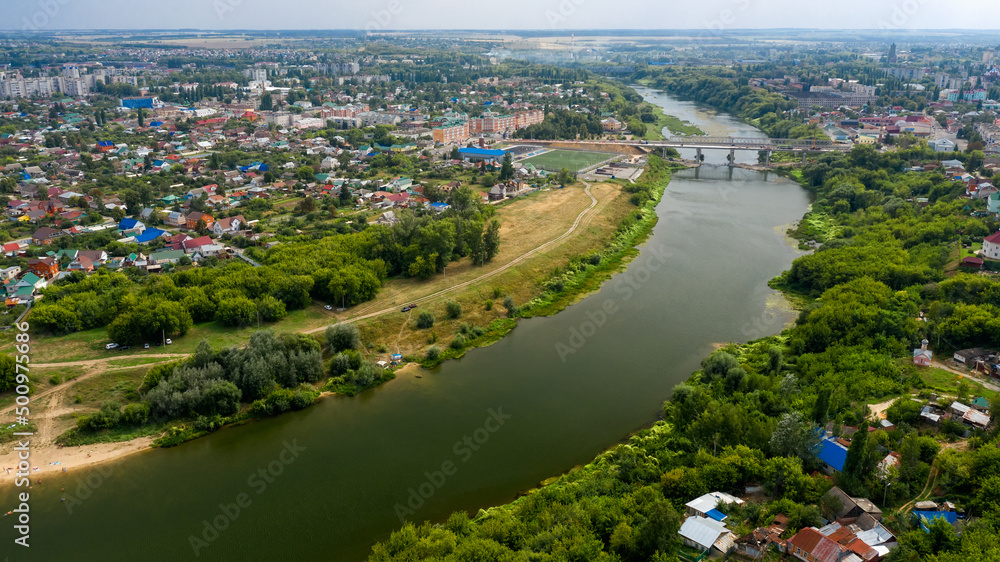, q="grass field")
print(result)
[522,150,612,172]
